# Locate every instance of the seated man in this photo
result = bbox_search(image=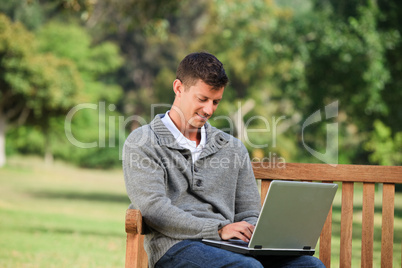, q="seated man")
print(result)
[123,52,325,268]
